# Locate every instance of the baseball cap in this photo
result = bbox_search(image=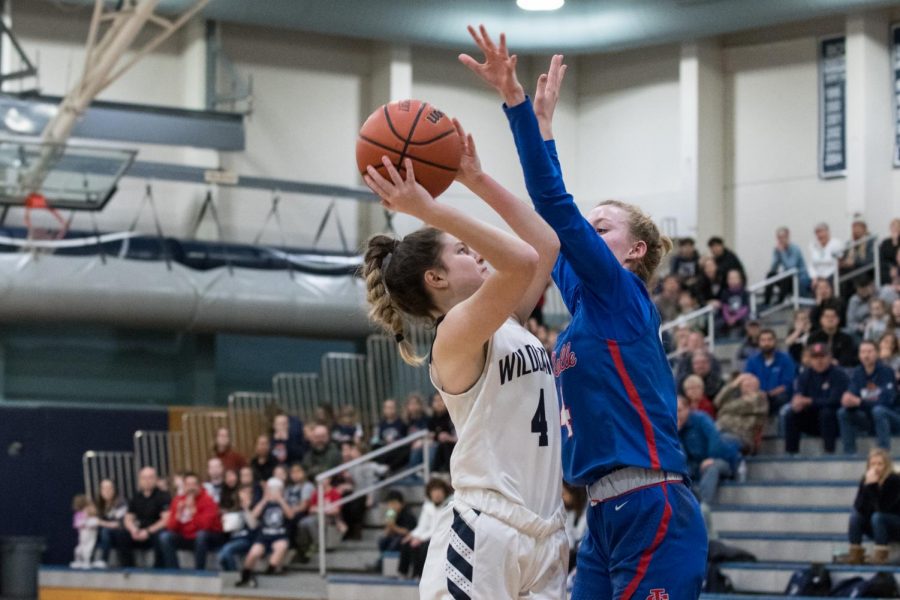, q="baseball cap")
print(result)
[808,343,830,357]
